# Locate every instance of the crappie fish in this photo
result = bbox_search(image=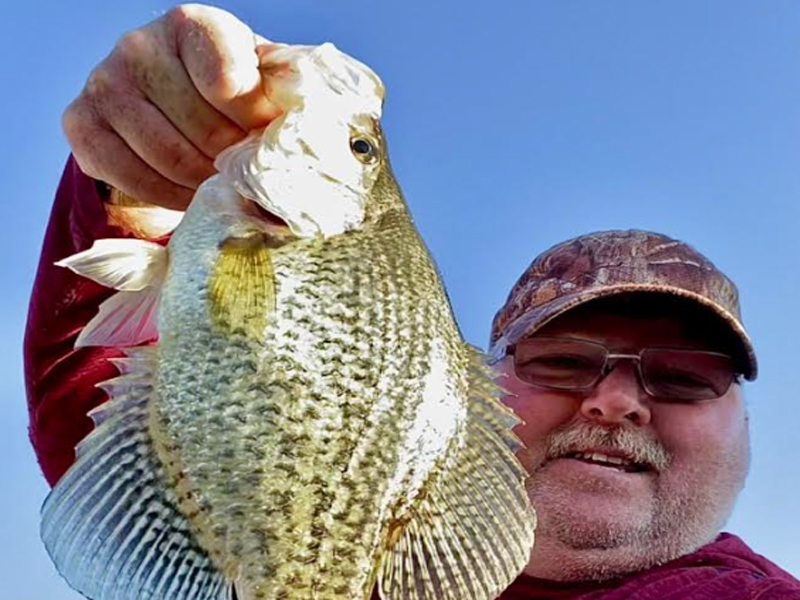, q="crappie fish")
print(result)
[42,43,535,600]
